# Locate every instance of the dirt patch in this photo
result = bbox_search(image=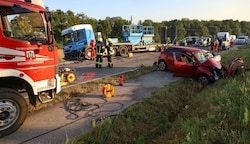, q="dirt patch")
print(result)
[58,49,65,62]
